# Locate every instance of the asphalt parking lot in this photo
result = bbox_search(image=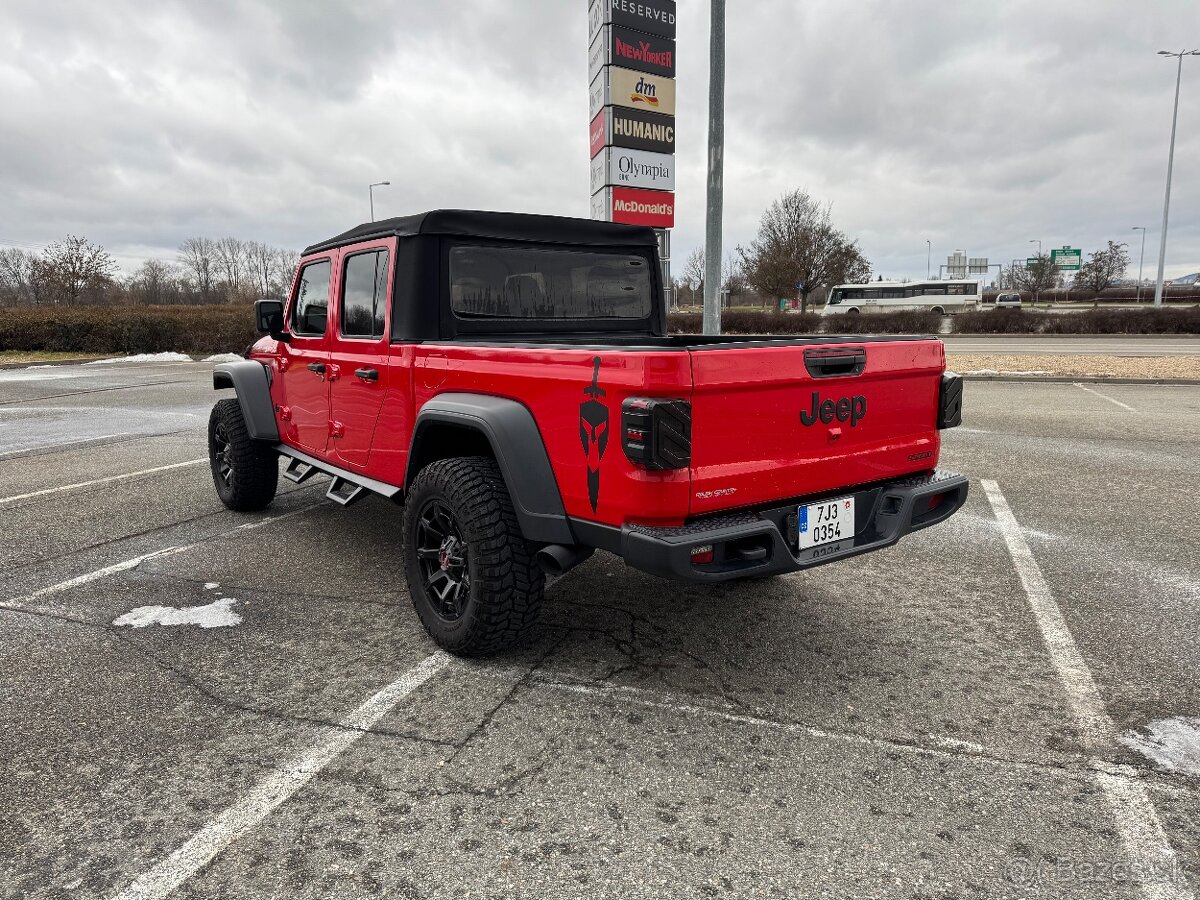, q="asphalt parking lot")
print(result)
[2,359,1198,900]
